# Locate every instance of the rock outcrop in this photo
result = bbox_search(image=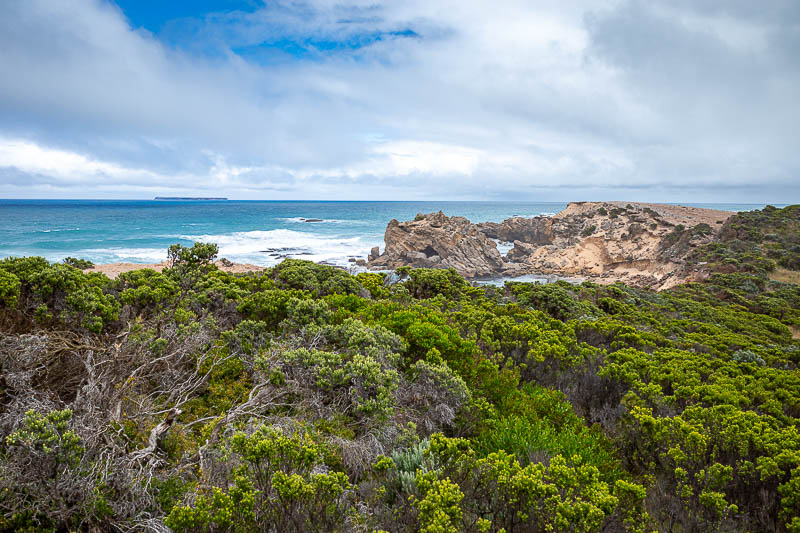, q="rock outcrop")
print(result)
[367,211,505,278]
[368,202,735,289]
[478,217,552,245]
